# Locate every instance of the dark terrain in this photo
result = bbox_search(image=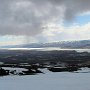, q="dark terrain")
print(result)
[0,50,89,64]
[0,49,90,76]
